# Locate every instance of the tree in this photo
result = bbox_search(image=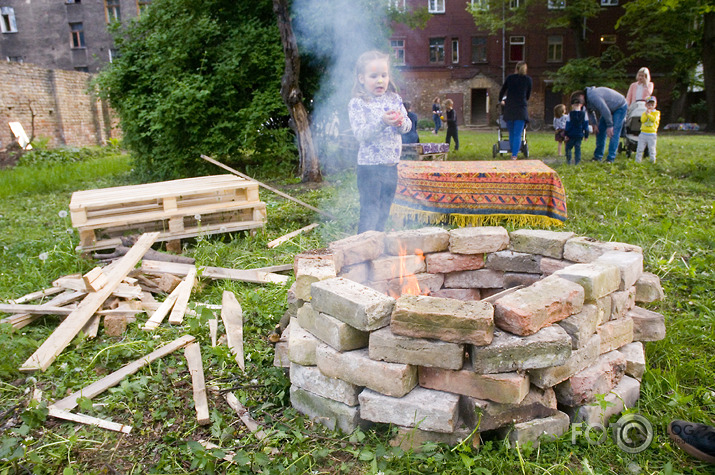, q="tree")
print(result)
[95,0,294,180]
[273,0,321,183]
[617,0,714,128]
